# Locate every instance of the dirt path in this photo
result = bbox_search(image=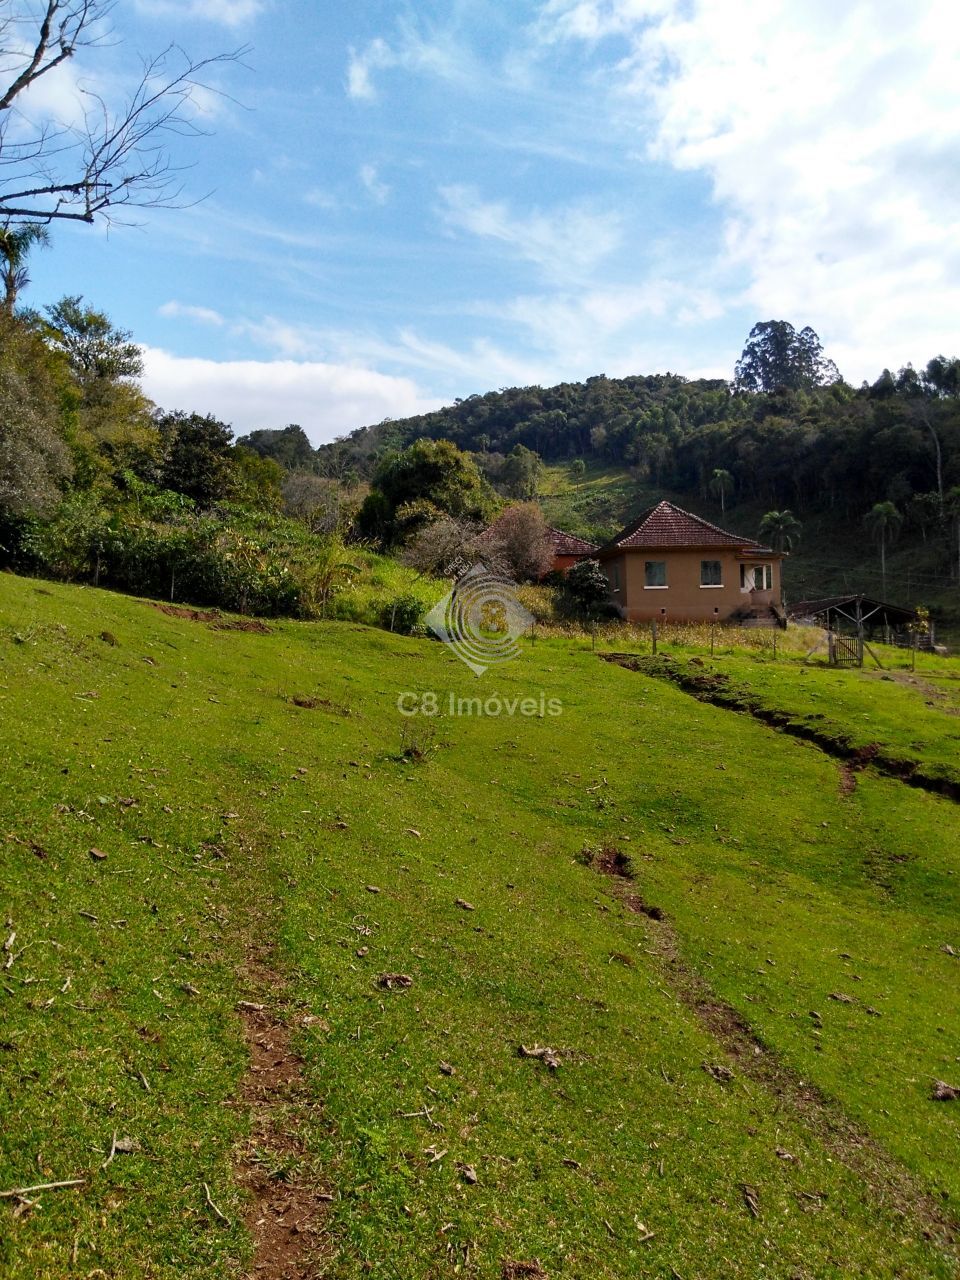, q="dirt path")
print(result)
[235,945,331,1279]
[604,654,960,803]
